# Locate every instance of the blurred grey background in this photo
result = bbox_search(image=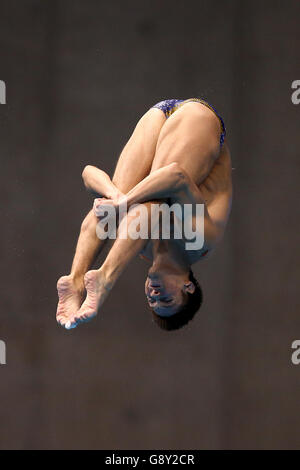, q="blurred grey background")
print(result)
[0,0,299,449]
